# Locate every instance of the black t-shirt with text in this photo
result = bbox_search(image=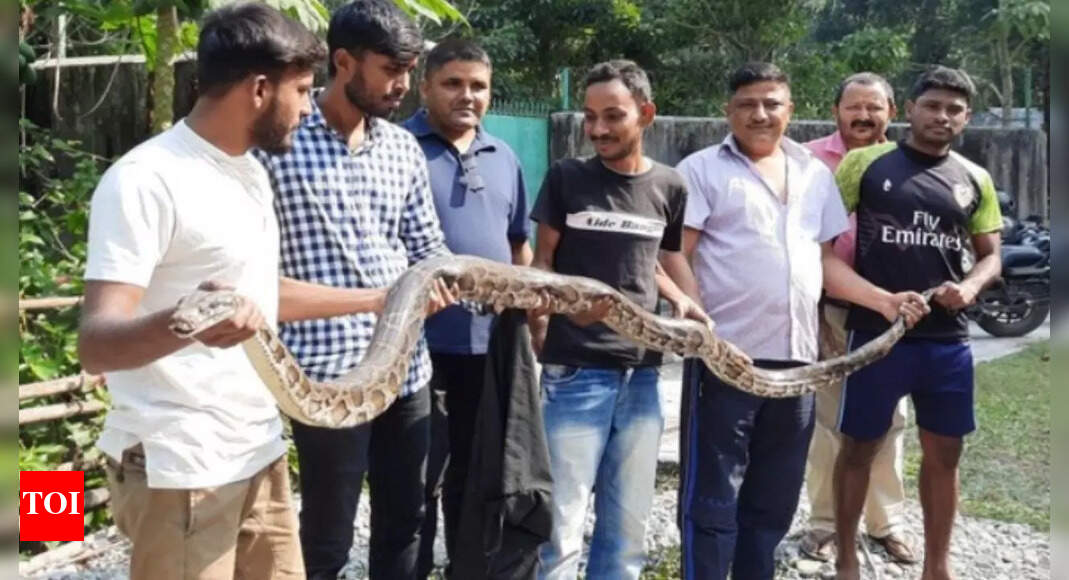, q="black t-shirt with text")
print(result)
[531,157,687,367]
[836,141,1002,340]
